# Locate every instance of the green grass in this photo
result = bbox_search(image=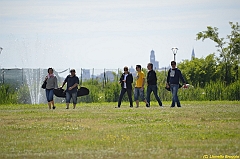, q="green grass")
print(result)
[0,101,239,159]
